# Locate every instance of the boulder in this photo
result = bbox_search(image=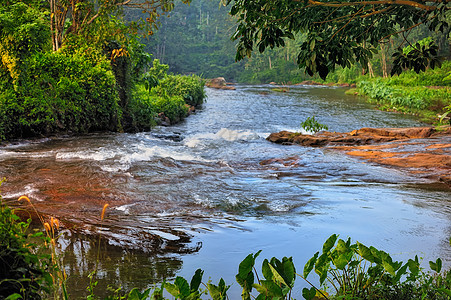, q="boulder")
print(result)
[206,77,236,90]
